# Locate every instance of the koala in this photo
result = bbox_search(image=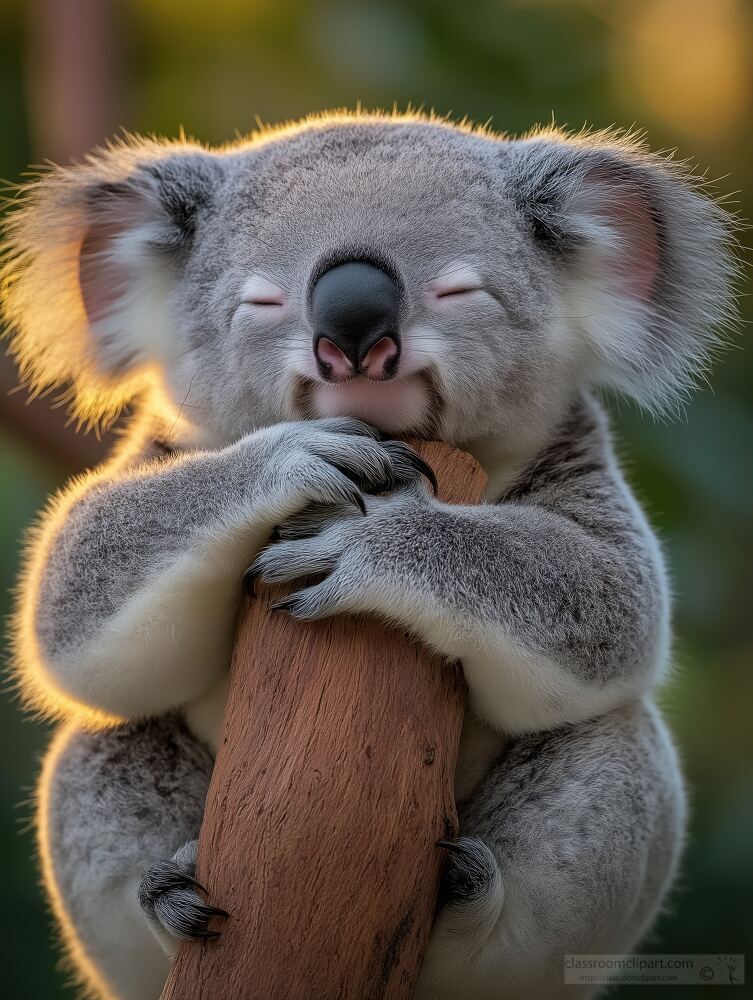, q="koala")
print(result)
[2,112,738,1000]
